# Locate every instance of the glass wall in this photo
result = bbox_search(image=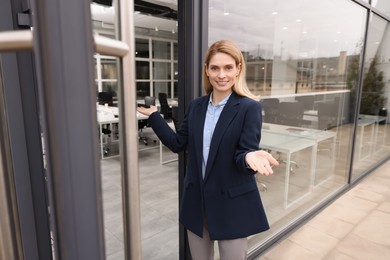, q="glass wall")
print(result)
[208,0,382,255]
[351,13,390,180]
